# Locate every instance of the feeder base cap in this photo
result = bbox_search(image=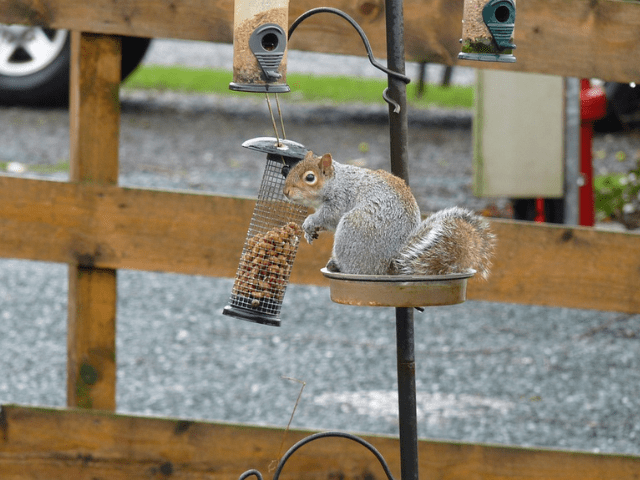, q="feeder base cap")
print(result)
[229,82,291,93]
[222,305,281,327]
[457,52,516,63]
